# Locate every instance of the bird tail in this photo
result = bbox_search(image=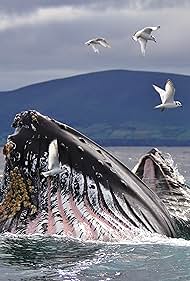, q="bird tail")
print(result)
[154,104,164,110]
[91,44,99,53]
